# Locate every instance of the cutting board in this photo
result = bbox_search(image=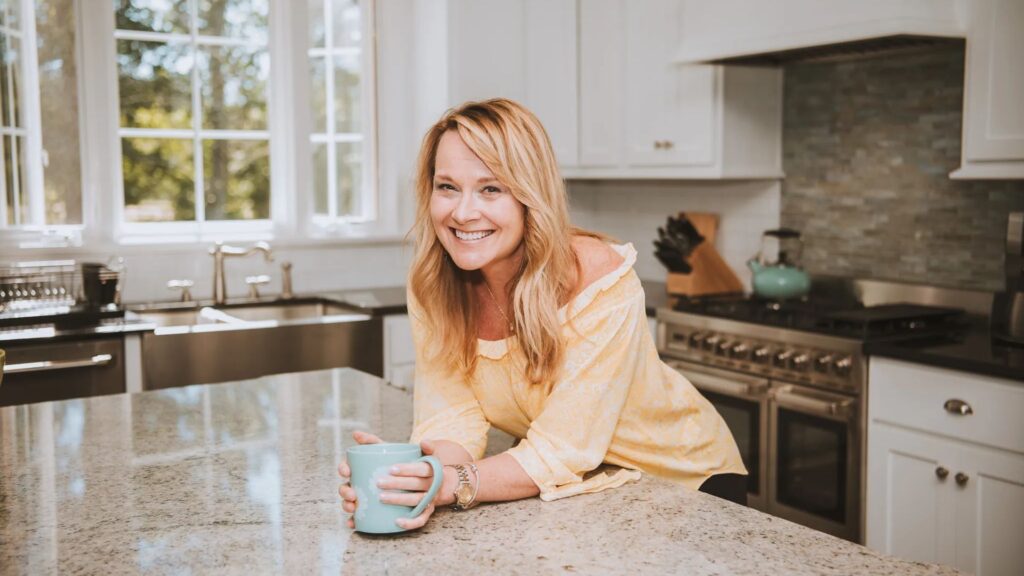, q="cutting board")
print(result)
[665,212,744,297]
